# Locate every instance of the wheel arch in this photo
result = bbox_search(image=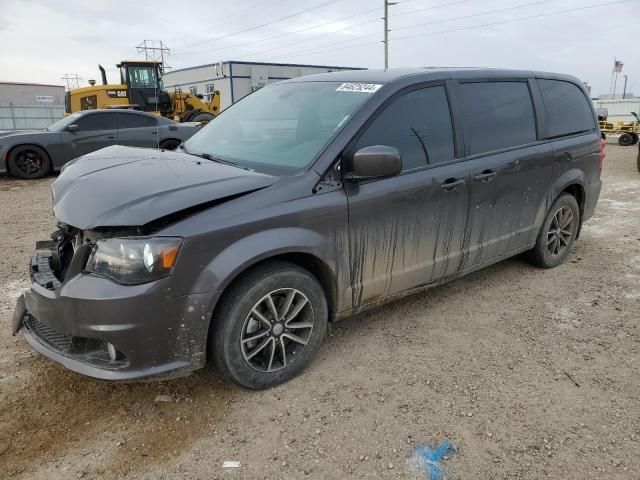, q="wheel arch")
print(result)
[537,169,587,240]
[191,226,344,341]
[213,251,338,319]
[203,248,339,362]
[159,138,182,149]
